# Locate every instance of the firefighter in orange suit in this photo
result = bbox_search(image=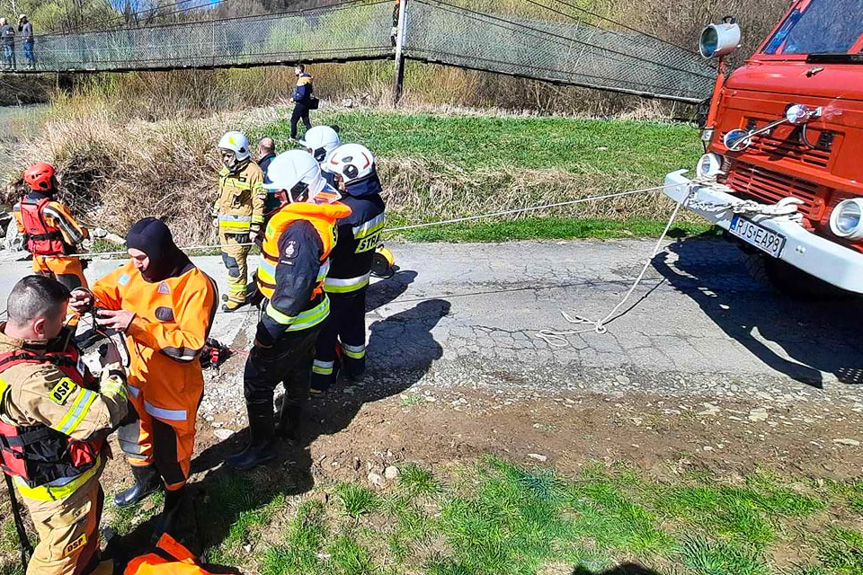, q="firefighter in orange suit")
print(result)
[69,218,218,540]
[13,163,90,291]
[0,275,128,575]
[226,150,350,471]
